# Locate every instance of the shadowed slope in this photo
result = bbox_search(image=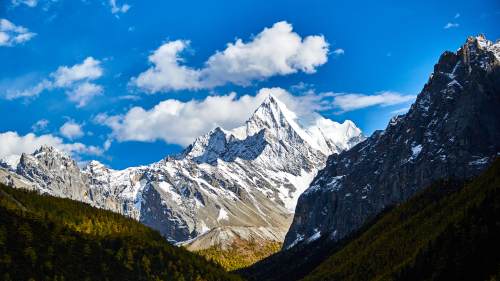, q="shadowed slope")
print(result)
[240,158,500,281]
